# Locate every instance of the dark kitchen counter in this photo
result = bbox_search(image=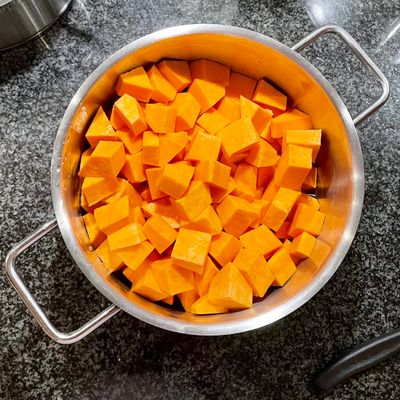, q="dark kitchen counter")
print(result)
[0,1,399,399]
